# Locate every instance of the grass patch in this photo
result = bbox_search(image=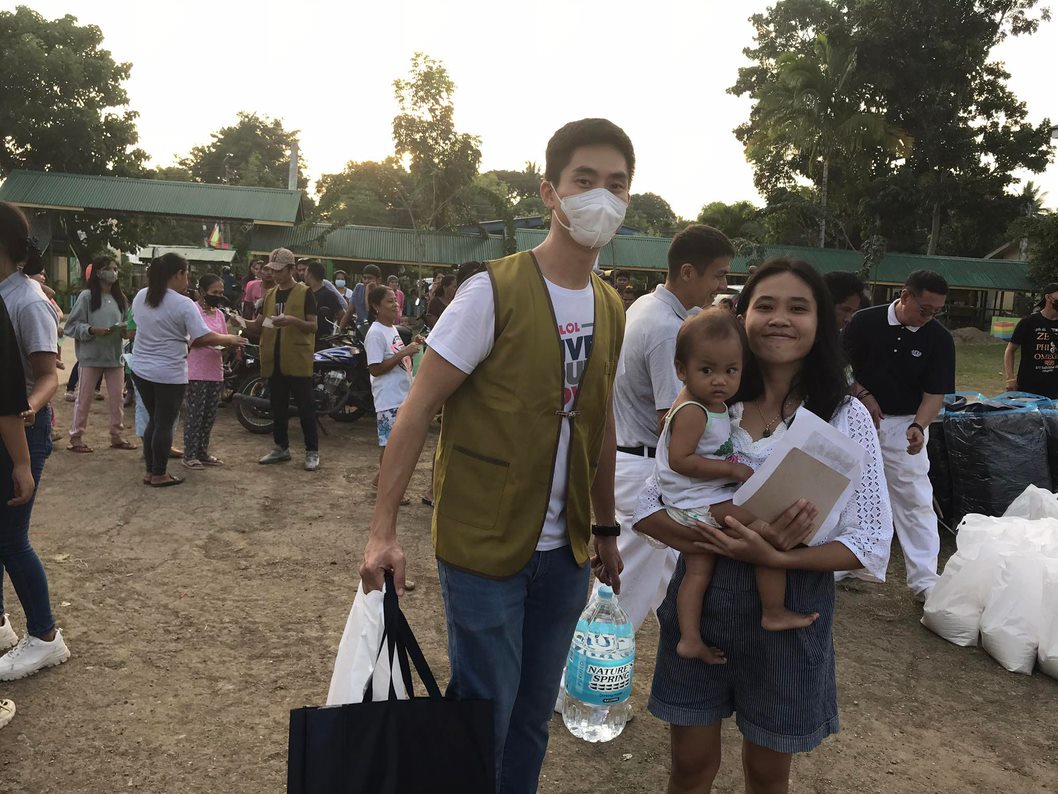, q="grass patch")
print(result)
[955,341,1008,396]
